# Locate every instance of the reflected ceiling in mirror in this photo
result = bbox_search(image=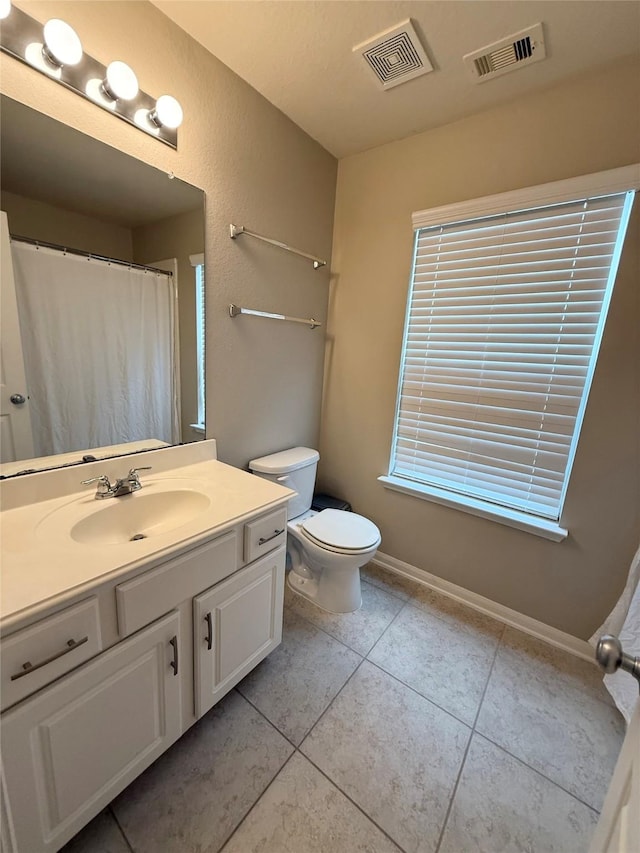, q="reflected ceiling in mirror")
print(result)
[0,95,205,477]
